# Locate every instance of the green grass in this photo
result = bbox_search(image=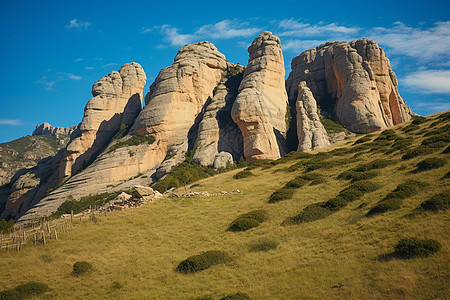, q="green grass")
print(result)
[0,112,448,299]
